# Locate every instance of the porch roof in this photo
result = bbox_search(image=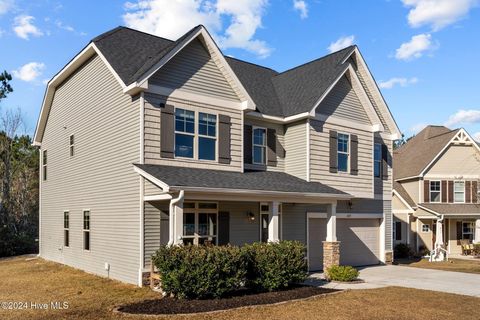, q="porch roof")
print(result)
[134,164,350,199]
[418,203,480,217]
